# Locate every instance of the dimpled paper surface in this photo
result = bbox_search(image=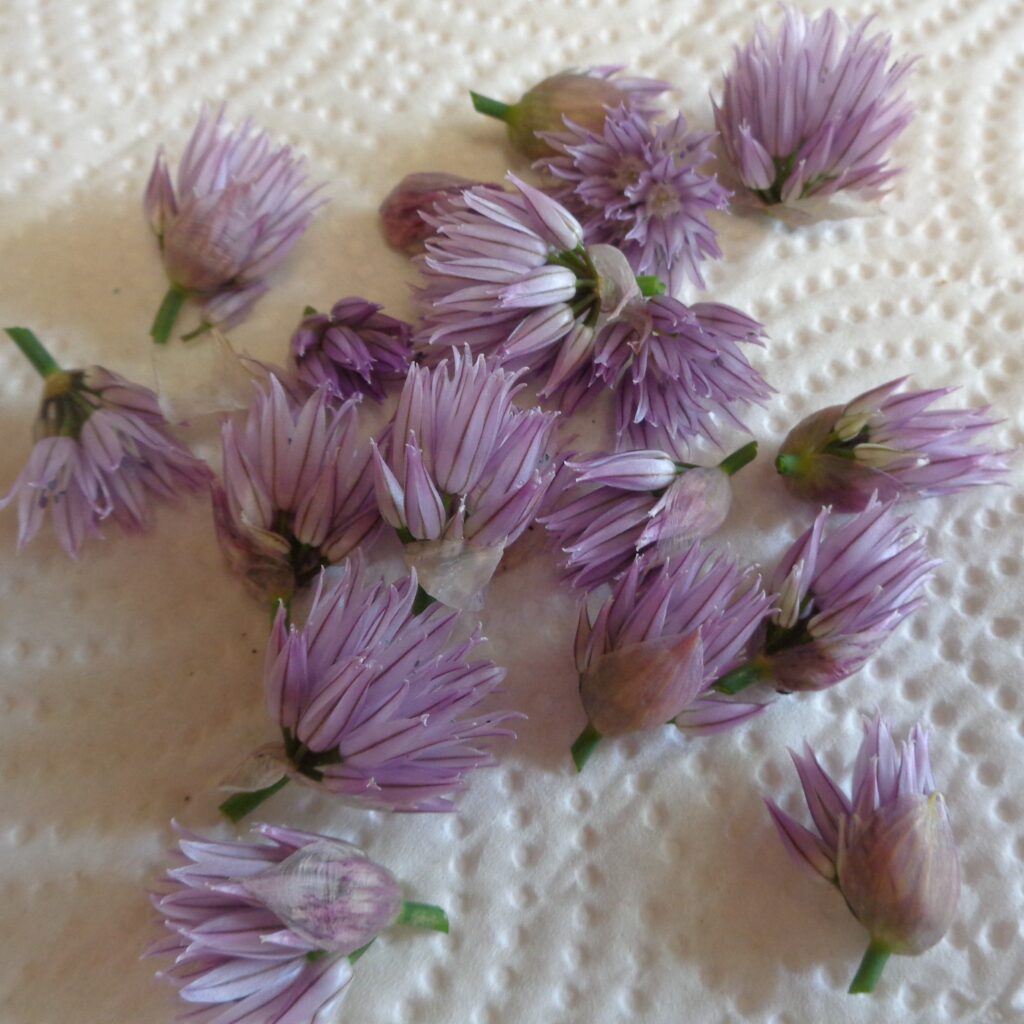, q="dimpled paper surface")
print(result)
[1,1,1023,1021]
